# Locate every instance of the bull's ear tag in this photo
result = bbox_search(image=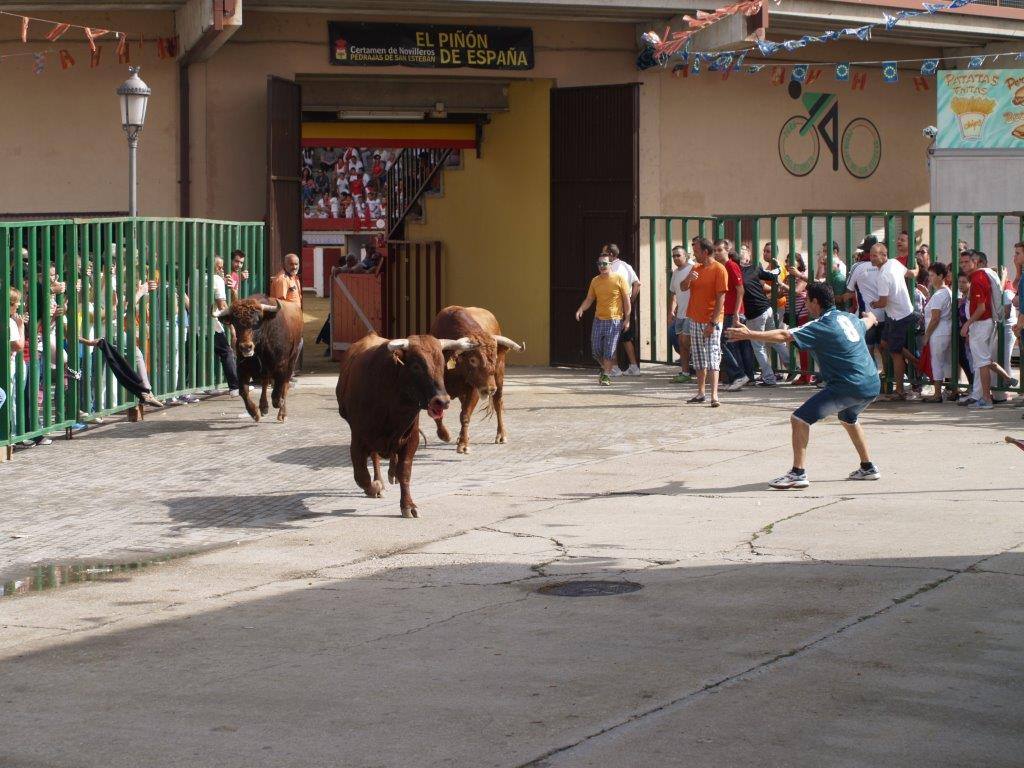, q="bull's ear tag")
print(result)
[446,357,457,370]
